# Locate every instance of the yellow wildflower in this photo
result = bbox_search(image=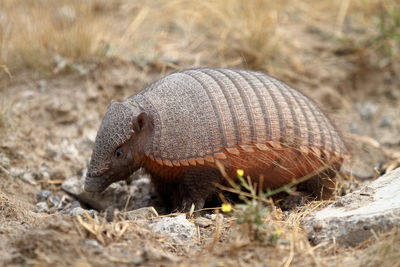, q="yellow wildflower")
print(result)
[237,169,244,177]
[274,228,281,235]
[221,203,232,213]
